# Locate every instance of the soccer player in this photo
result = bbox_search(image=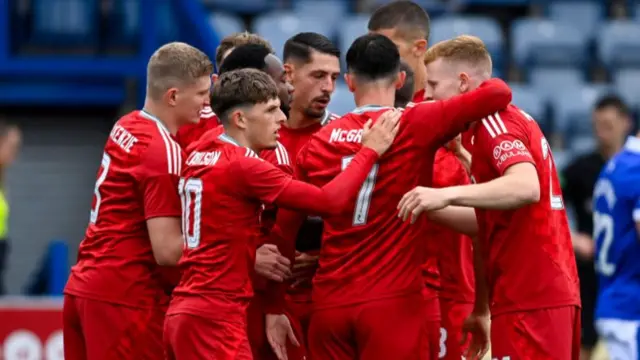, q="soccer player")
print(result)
[175,32,275,149]
[368,3,469,357]
[394,61,415,108]
[398,36,581,359]
[265,33,511,360]
[592,134,640,360]
[164,68,400,360]
[63,42,213,360]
